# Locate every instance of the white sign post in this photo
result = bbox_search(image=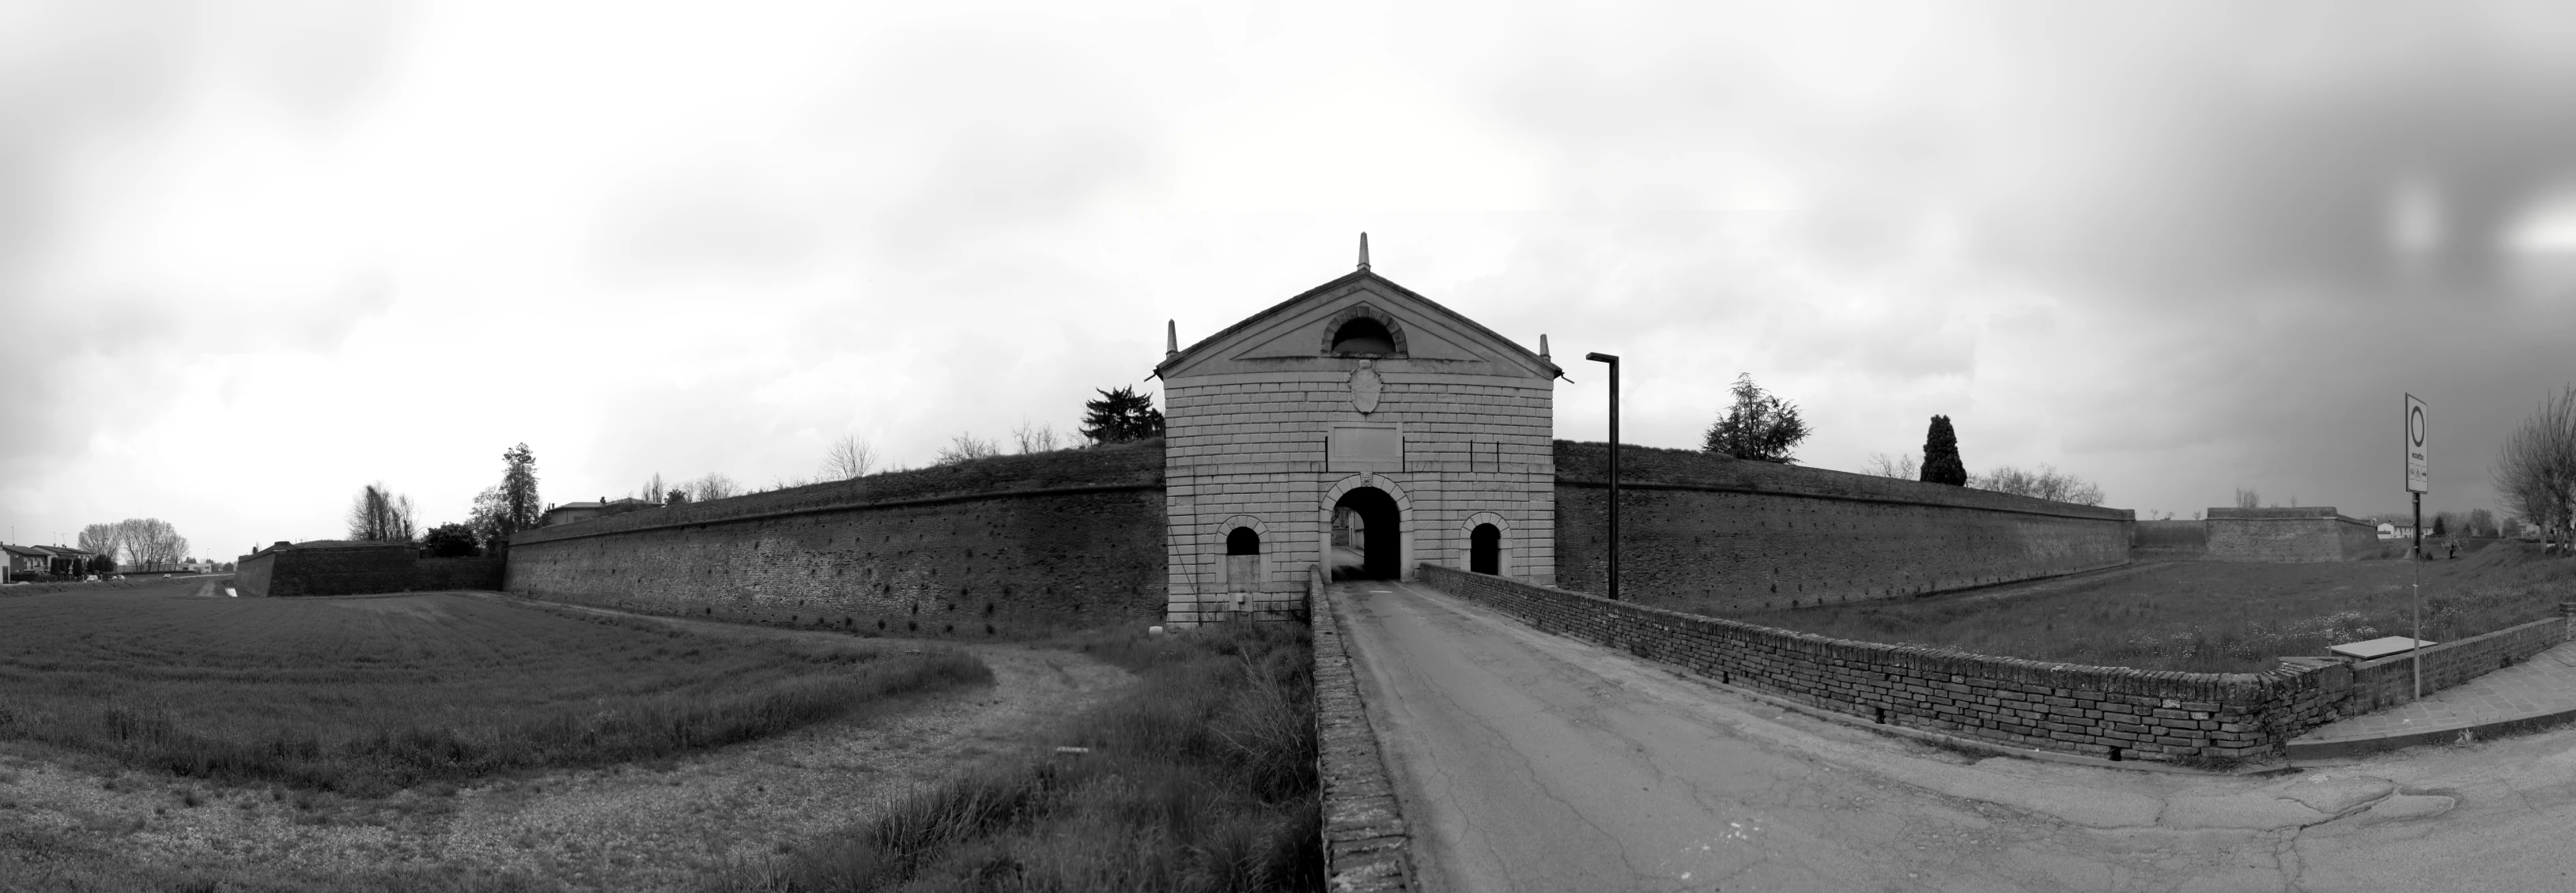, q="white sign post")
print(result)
[2405,394,2428,700]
